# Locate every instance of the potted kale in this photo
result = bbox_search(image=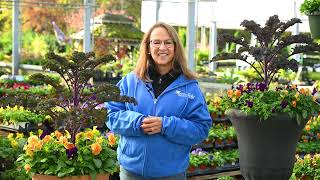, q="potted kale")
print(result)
[212,15,320,180]
[300,0,320,39]
[16,51,136,179]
